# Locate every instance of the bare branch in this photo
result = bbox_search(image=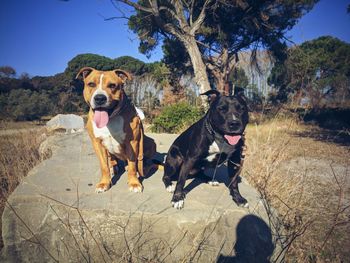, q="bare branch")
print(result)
[98,13,129,21]
[195,39,221,54]
[114,0,153,13]
[190,0,212,34]
[189,0,195,26]
[173,1,190,32]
